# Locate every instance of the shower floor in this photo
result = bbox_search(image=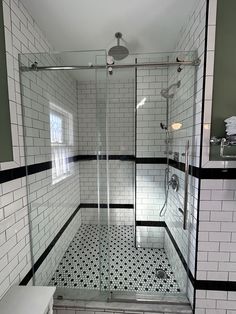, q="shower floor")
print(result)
[49,225,180,293]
